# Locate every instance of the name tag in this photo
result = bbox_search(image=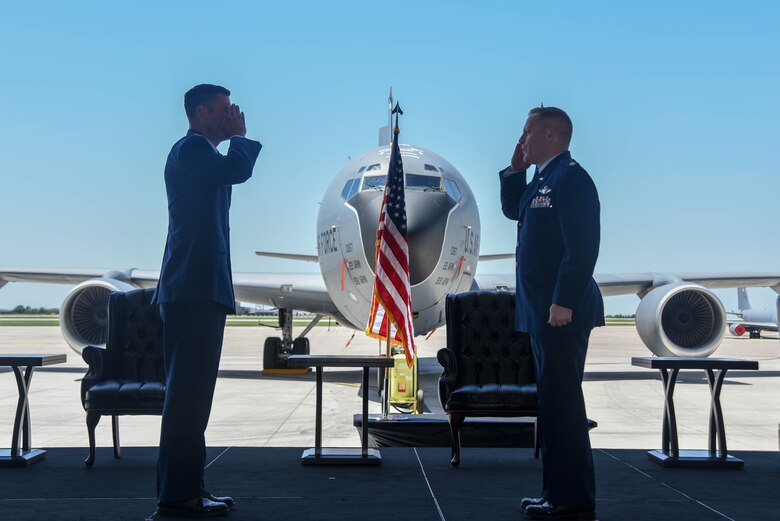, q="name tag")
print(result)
[530,195,553,208]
